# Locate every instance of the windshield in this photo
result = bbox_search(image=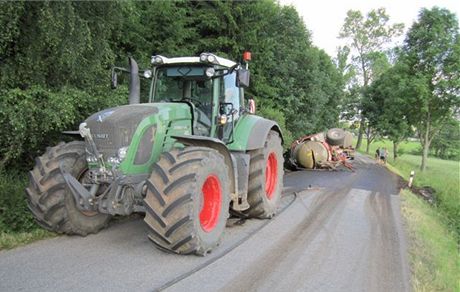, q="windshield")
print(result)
[154,66,213,105]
